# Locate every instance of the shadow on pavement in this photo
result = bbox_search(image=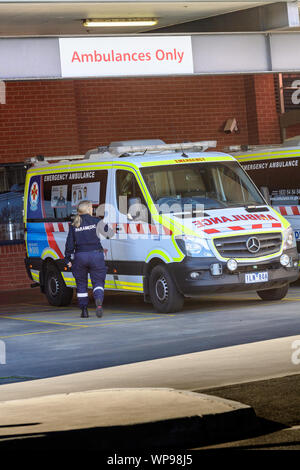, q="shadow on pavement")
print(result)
[0,413,284,451]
